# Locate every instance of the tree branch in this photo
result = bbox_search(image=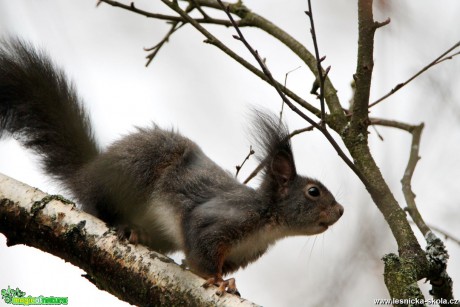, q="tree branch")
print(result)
[157,0,321,117]
[350,0,376,133]
[97,0,184,21]
[215,0,367,185]
[216,1,319,129]
[305,0,329,126]
[340,1,431,302]
[400,123,430,235]
[98,0,349,128]
[97,0,233,26]
[369,41,460,108]
[370,119,457,305]
[235,146,254,178]
[0,173,259,307]
[280,66,301,119]
[145,21,185,66]
[206,0,345,123]
[370,117,416,132]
